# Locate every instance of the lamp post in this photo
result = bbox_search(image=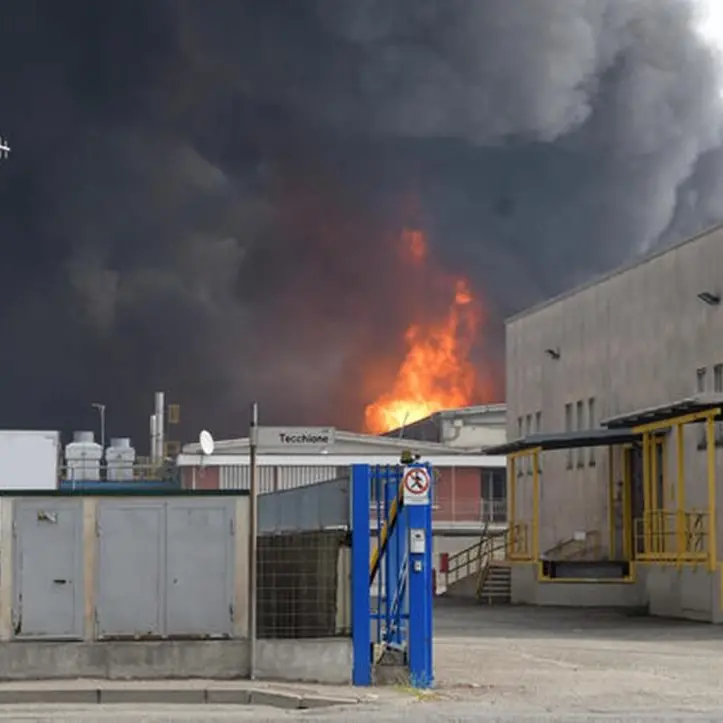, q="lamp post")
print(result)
[91,403,106,450]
